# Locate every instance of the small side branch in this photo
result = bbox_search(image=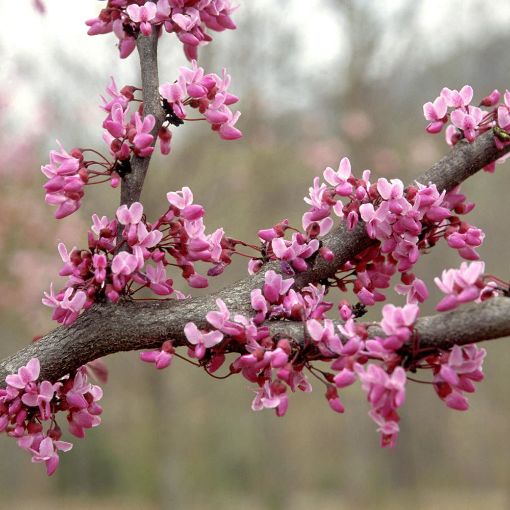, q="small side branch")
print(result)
[120,31,166,207]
